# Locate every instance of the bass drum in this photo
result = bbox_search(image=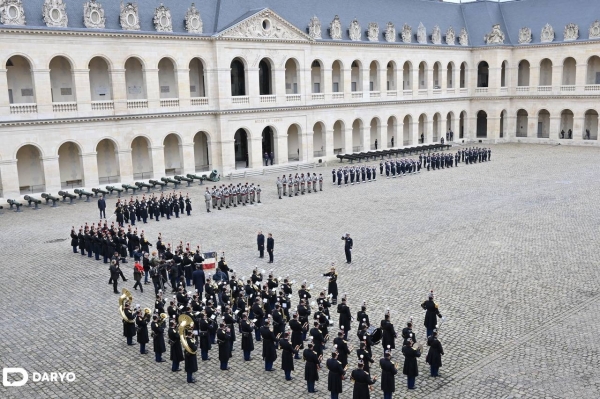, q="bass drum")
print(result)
[366,326,382,345]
